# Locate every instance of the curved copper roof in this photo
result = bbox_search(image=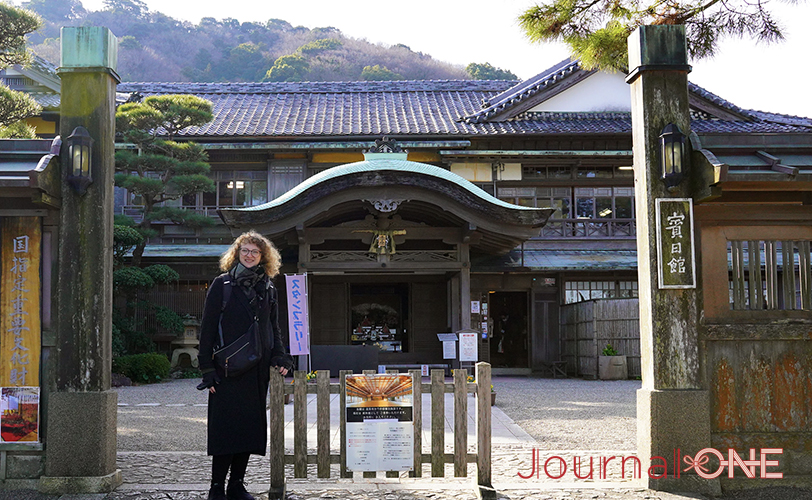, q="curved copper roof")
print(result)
[219,156,553,254]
